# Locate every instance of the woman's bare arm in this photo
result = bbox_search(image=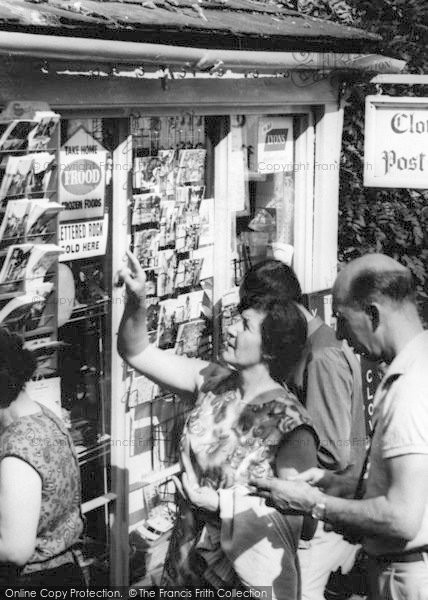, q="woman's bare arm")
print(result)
[0,457,41,565]
[116,250,210,396]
